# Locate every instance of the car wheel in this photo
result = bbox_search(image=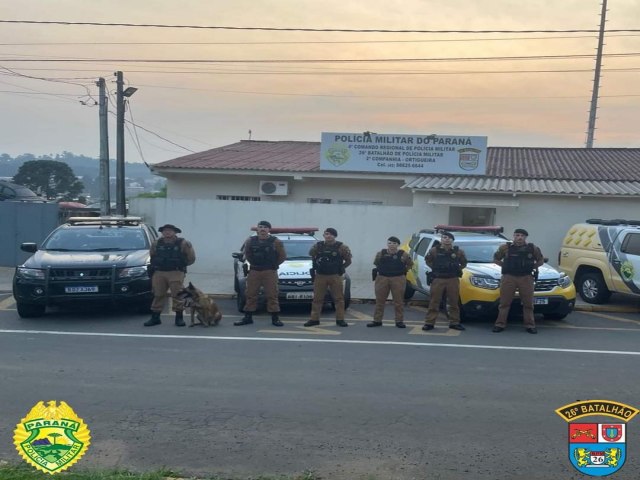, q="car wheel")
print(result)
[16,302,46,318]
[543,313,568,320]
[344,280,351,310]
[236,289,247,312]
[404,281,415,299]
[578,272,611,304]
